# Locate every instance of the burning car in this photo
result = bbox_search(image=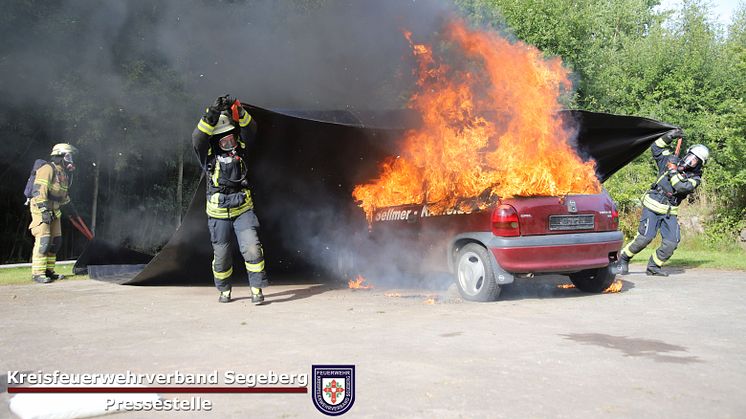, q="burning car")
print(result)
[367,192,621,301]
[347,22,632,301]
